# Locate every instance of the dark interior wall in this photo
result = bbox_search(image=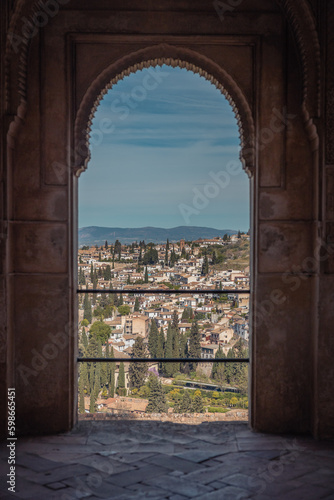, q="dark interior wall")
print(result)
[1,0,333,438]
